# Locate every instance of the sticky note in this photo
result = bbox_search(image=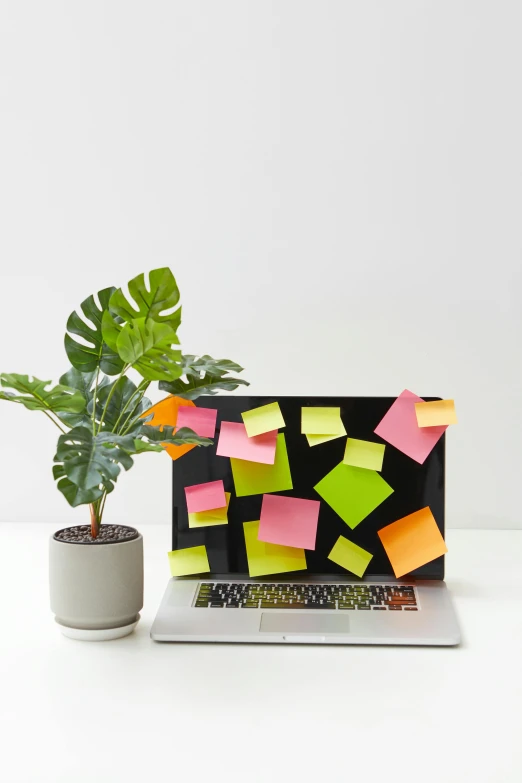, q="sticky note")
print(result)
[301,407,342,435]
[258,495,320,550]
[188,493,231,528]
[374,390,447,464]
[378,506,447,578]
[314,462,393,529]
[415,400,457,428]
[306,419,347,447]
[230,433,293,497]
[343,438,385,471]
[243,520,307,577]
[142,395,196,461]
[216,421,277,464]
[168,545,210,576]
[242,402,285,437]
[328,536,373,578]
[185,480,226,514]
[176,405,218,438]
